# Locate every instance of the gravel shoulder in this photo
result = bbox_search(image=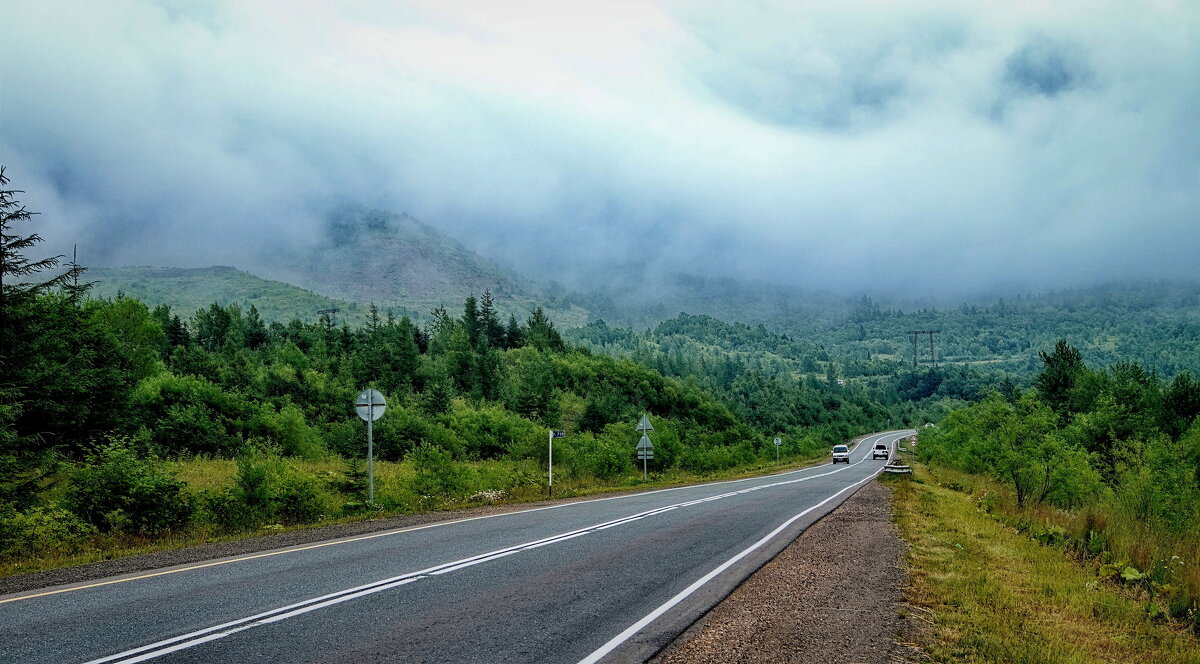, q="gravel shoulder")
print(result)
[653,480,918,664]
